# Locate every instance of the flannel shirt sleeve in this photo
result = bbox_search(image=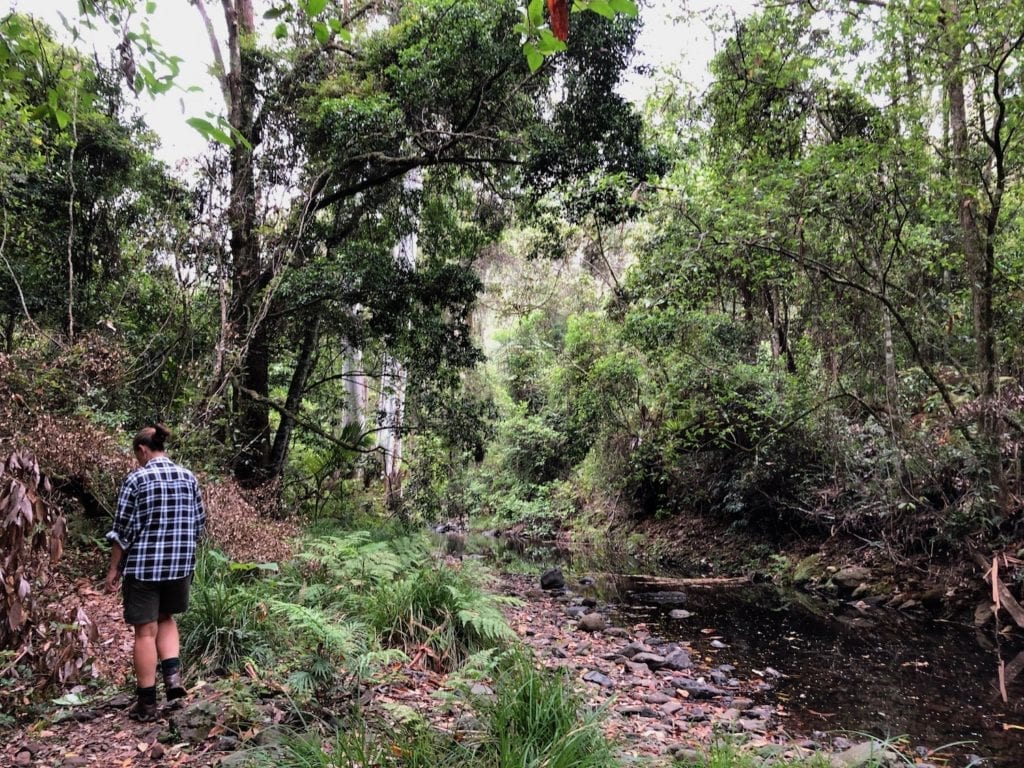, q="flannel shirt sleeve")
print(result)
[106,475,140,552]
[193,476,206,539]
